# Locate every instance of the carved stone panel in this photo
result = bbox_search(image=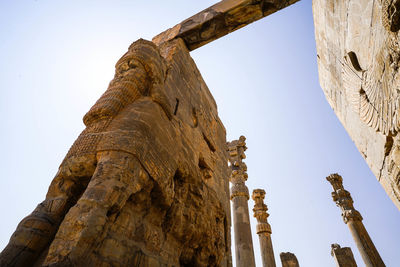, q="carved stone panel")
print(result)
[313,0,400,209]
